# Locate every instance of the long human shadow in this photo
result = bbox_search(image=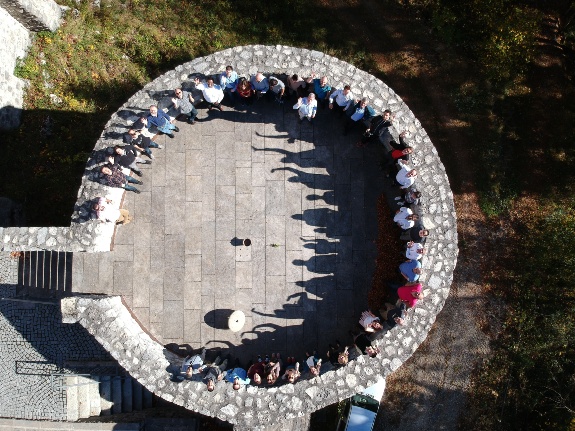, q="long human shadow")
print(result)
[223,105,385,364]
